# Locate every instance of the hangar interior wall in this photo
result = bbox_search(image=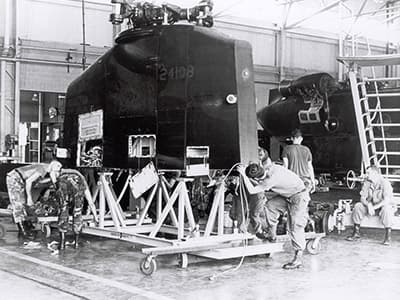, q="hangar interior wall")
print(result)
[0,0,398,159]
